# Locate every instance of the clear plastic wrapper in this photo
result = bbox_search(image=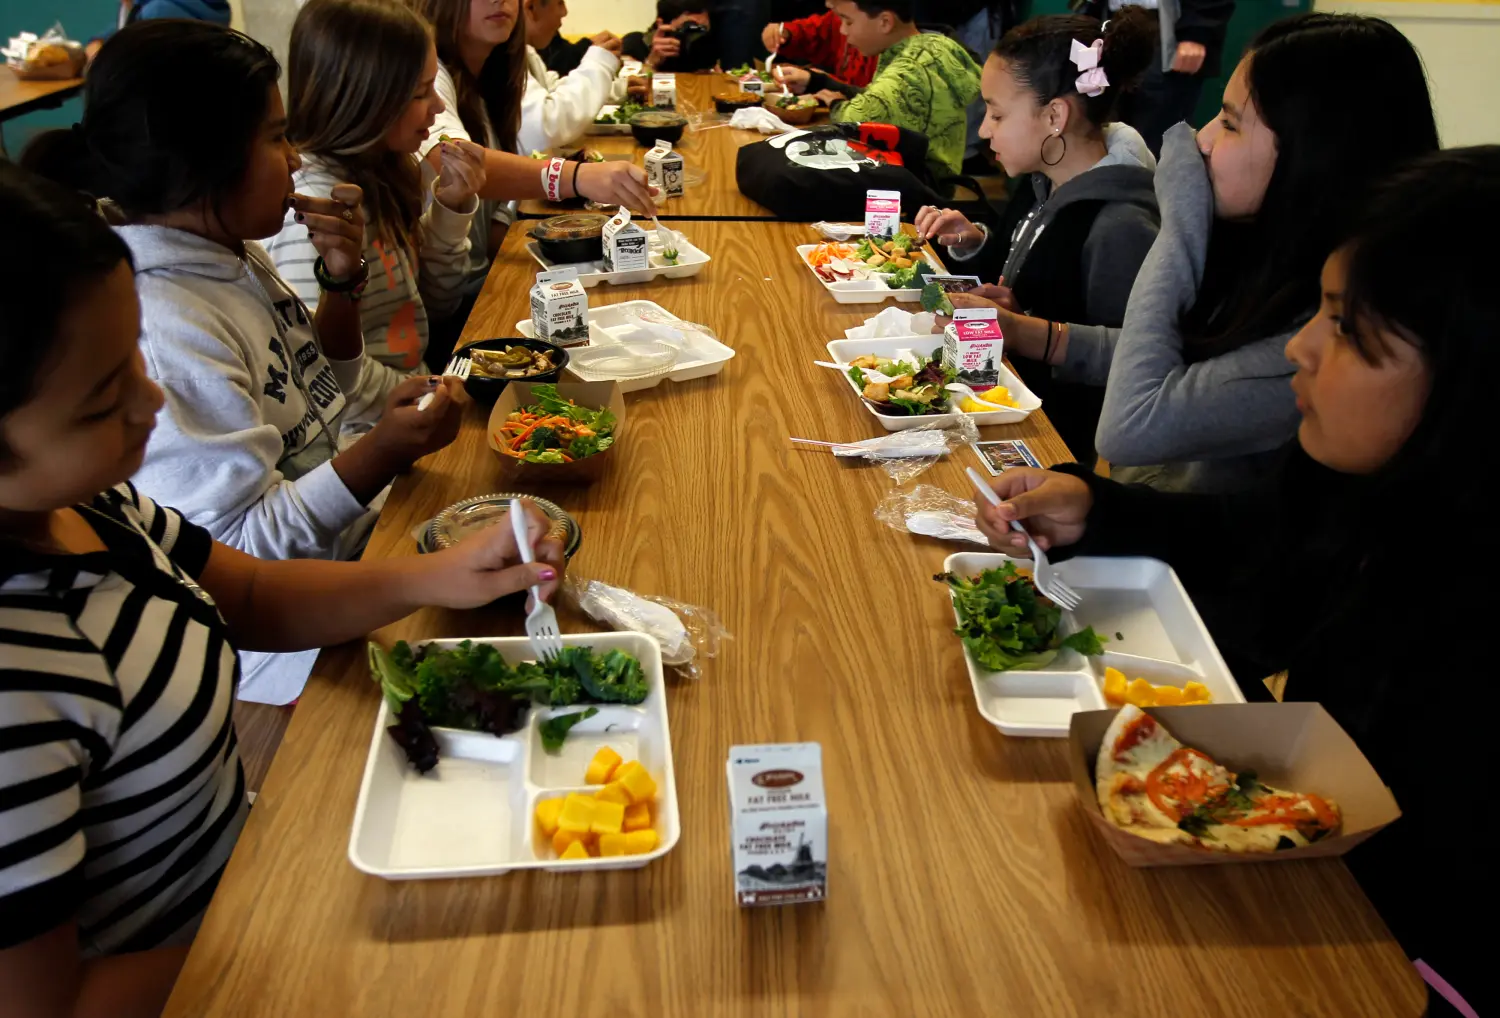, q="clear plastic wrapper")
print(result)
[811,221,864,241]
[870,414,980,484]
[874,485,991,545]
[564,576,730,679]
[4,23,84,80]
